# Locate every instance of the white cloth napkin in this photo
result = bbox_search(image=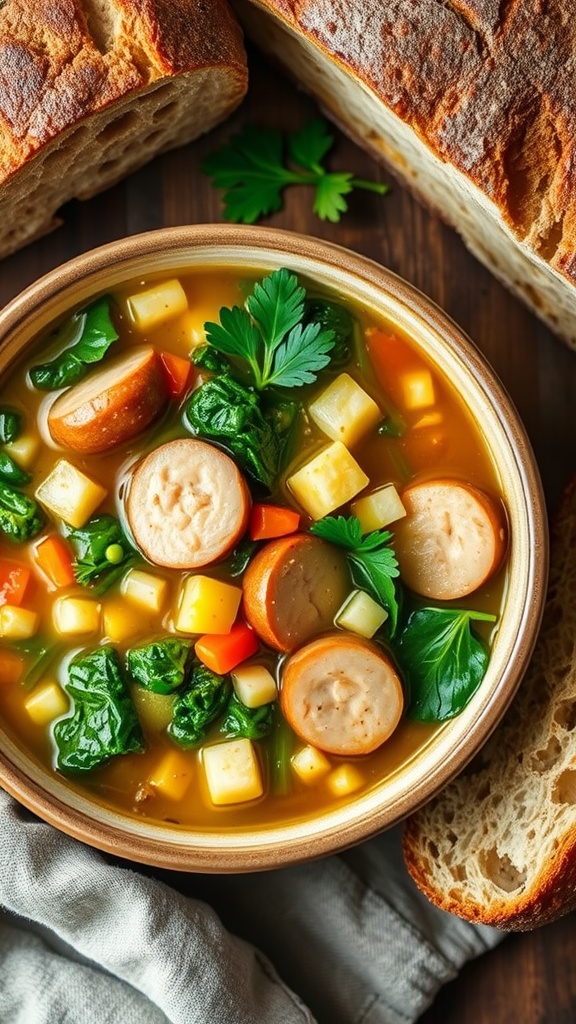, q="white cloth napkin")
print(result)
[0,789,503,1024]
